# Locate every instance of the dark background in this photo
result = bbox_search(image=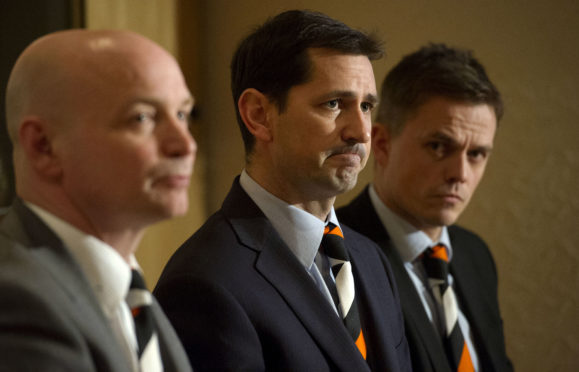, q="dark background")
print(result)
[0,0,83,210]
